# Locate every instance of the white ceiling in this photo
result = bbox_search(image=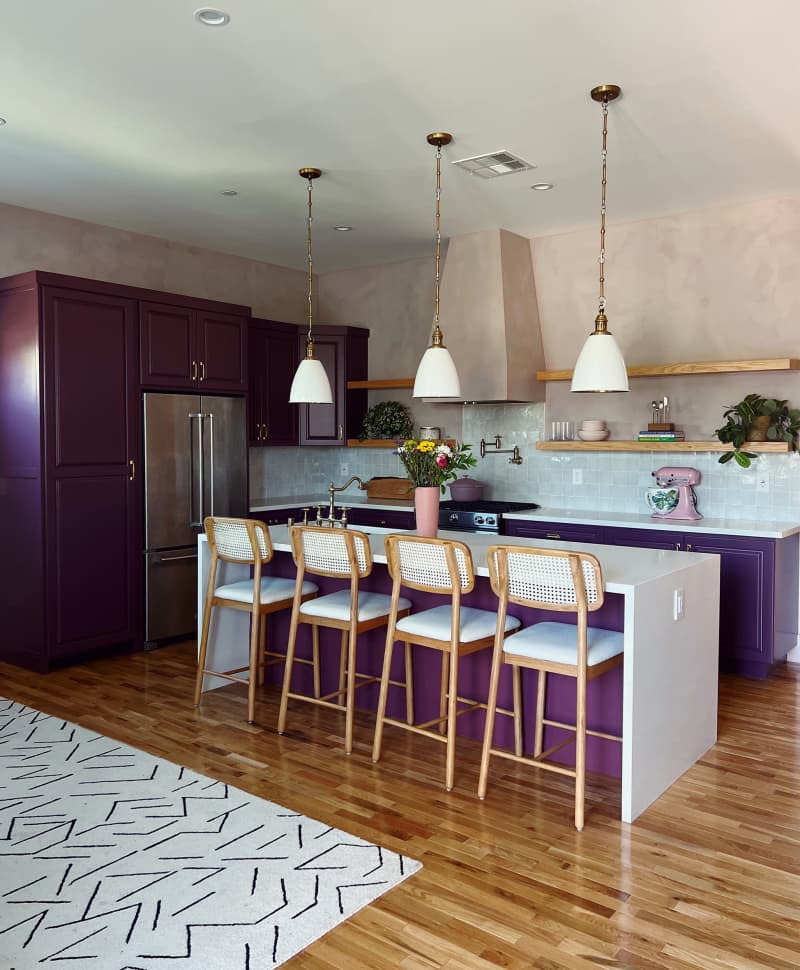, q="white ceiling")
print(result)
[1,1,798,272]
